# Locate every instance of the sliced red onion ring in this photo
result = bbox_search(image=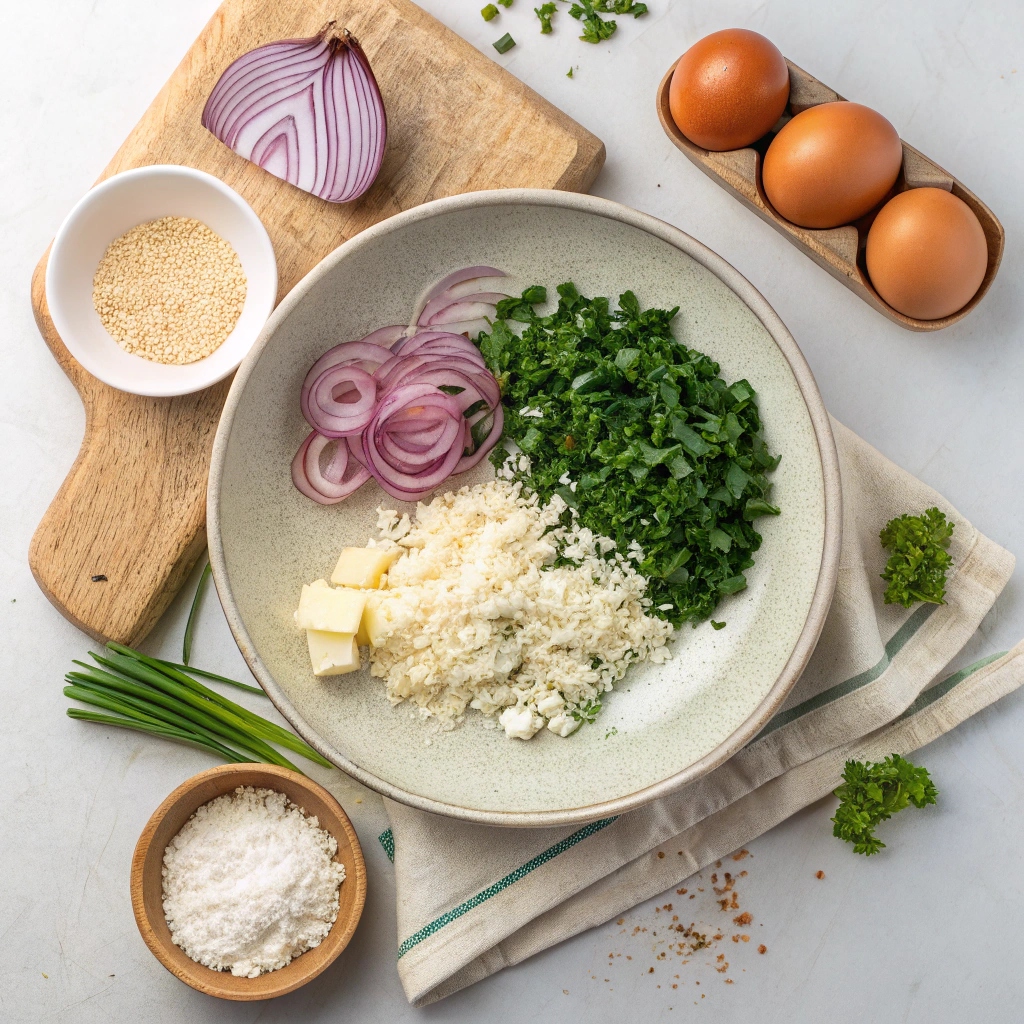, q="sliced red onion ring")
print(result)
[291,431,370,504]
[301,338,394,428]
[293,266,509,505]
[202,23,386,204]
[423,267,506,302]
[418,291,510,326]
[308,364,377,437]
[363,385,467,500]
